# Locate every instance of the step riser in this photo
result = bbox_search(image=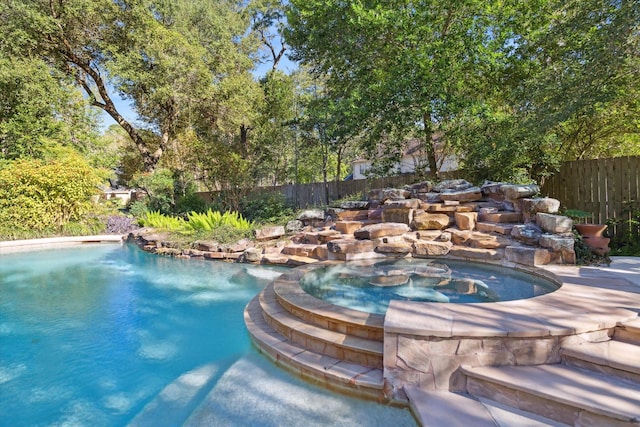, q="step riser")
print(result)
[466,377,635,427]
[562,355,640,384]
[261,310,383,369]
[614,328,640,346]
[244,297,391,403]
[276,295,384,341]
